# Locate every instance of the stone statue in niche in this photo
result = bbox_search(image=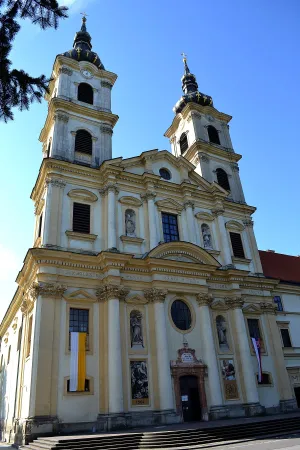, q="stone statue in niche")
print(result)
[125,209,136,237]
[201,223,213,249]
[130,310,144,348]
[216,315,229,350]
